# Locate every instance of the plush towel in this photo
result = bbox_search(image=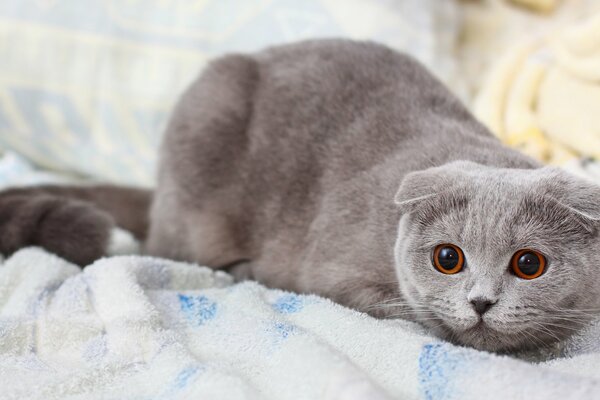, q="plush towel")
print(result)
[2,246,600,400]
[0,152,600,399]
